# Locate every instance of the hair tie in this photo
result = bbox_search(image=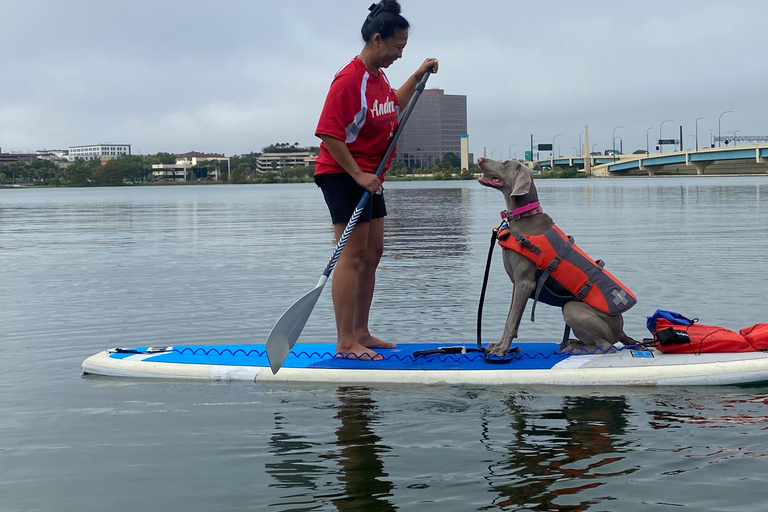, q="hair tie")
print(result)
[367,2,385,20]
